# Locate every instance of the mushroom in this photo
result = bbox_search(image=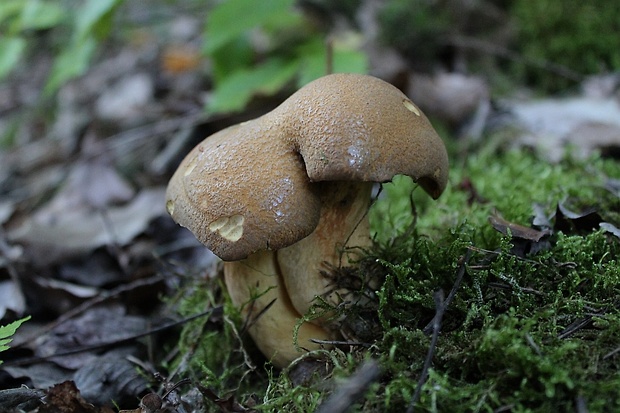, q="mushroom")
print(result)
[166,73,449,368]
